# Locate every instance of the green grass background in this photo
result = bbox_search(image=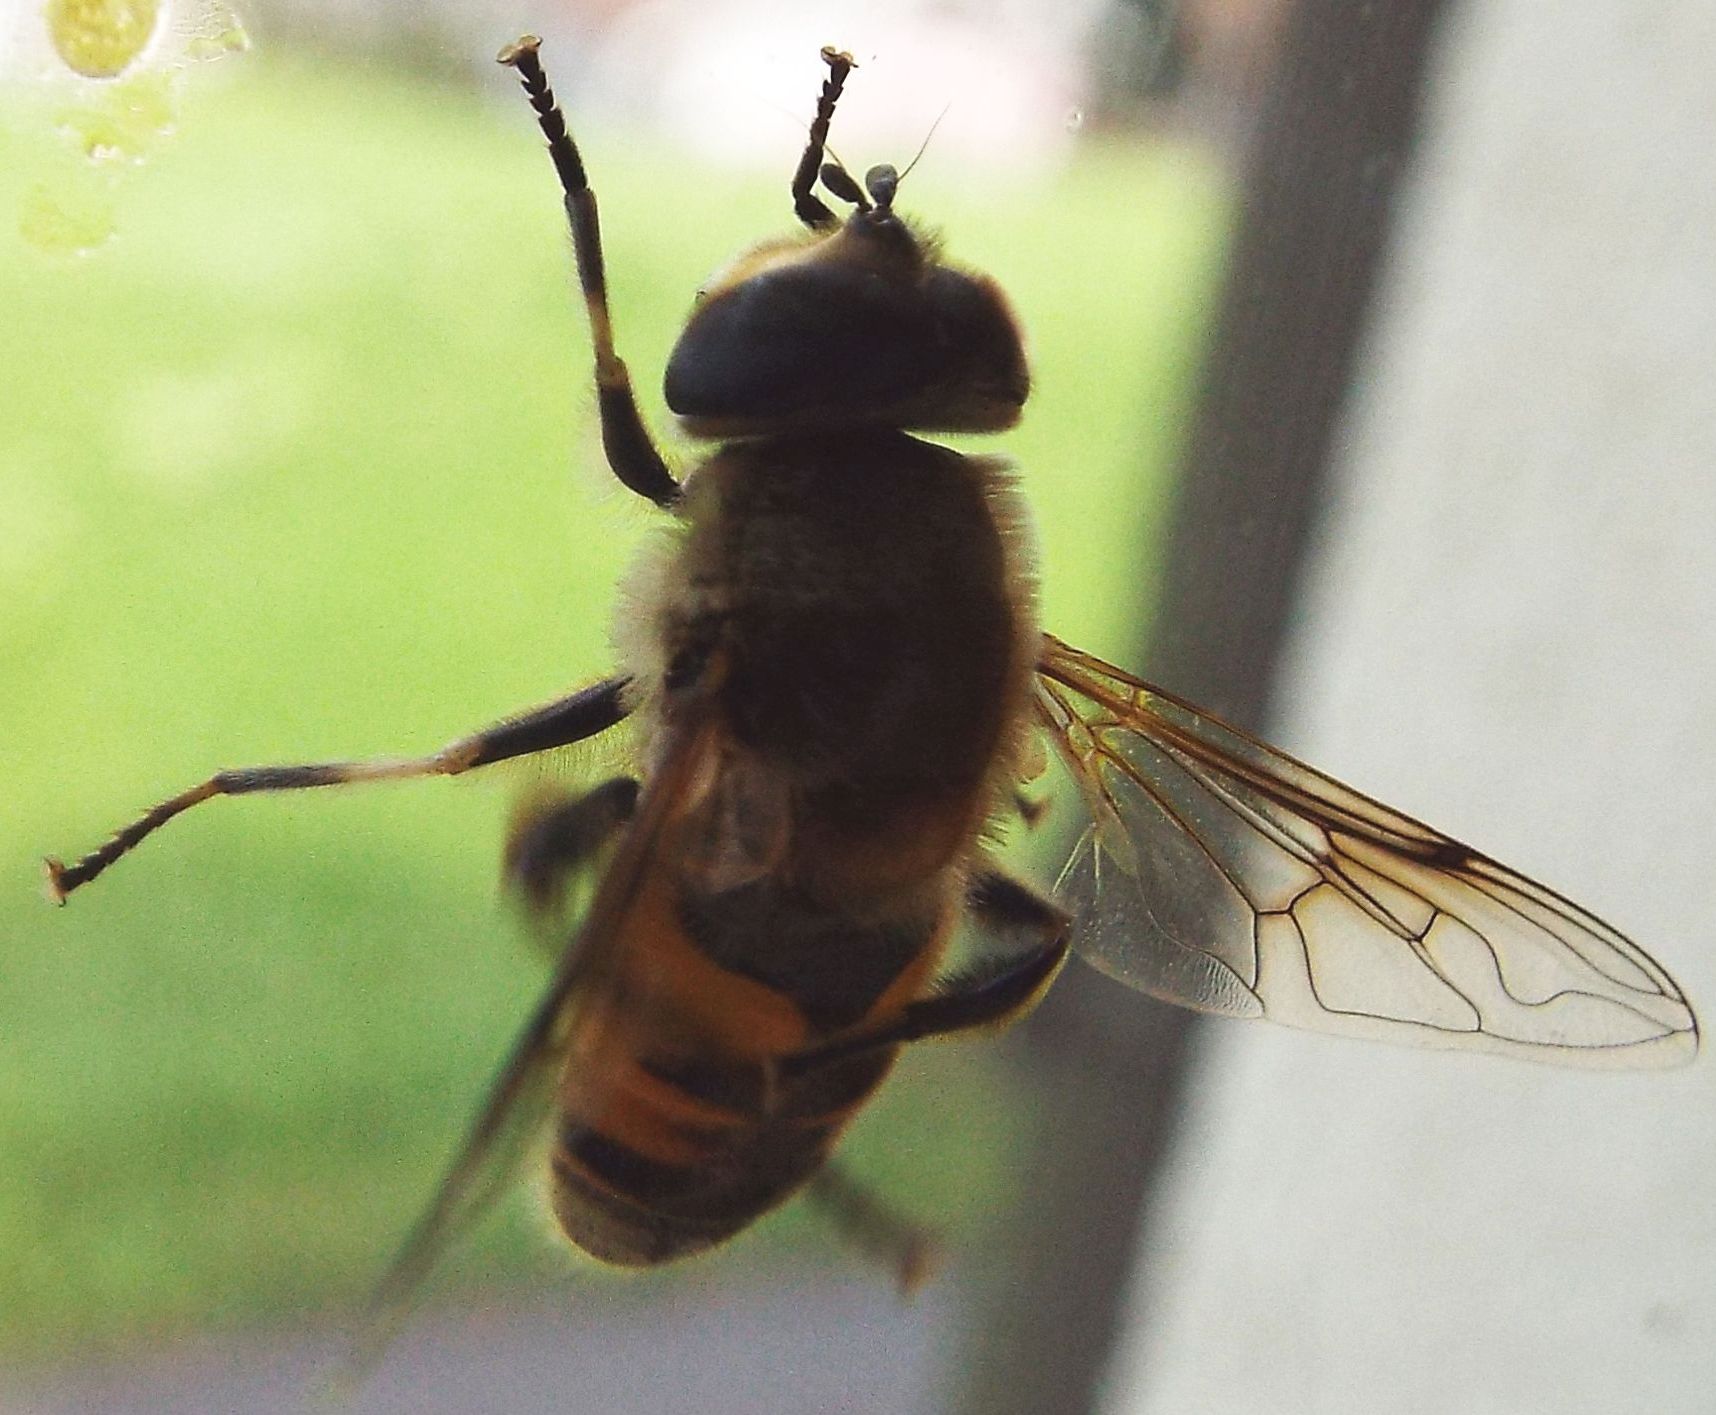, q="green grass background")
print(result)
[1,51,1227,1360]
